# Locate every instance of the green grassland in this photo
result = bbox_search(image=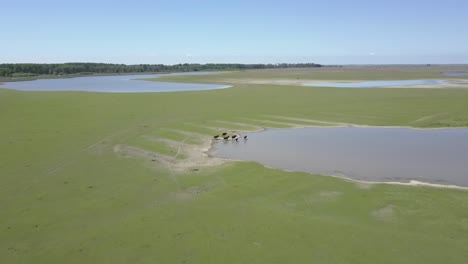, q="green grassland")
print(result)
[150,65,468,83]
[2,67,468,263]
